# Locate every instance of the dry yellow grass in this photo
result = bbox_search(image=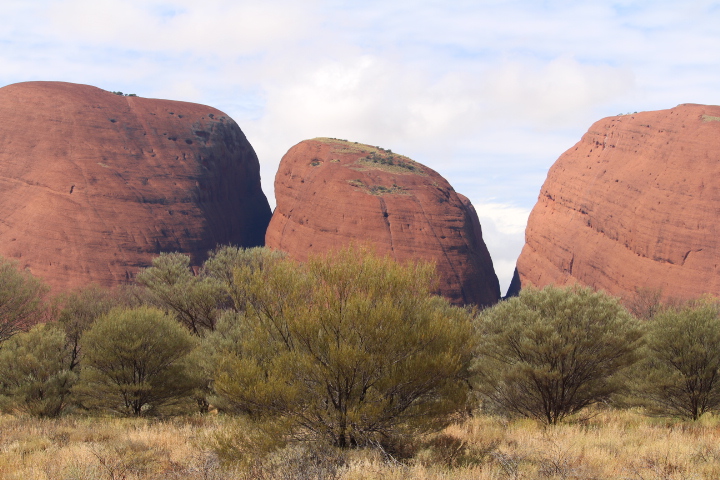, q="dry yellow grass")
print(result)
[0,409,719,479]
